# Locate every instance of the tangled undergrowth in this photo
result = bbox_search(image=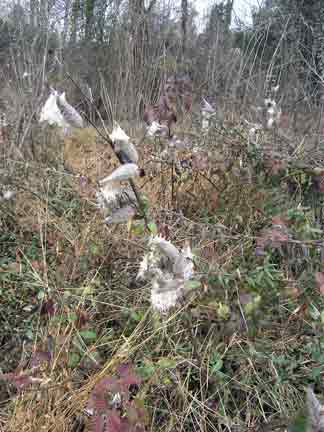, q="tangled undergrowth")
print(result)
[2,102,324,432]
